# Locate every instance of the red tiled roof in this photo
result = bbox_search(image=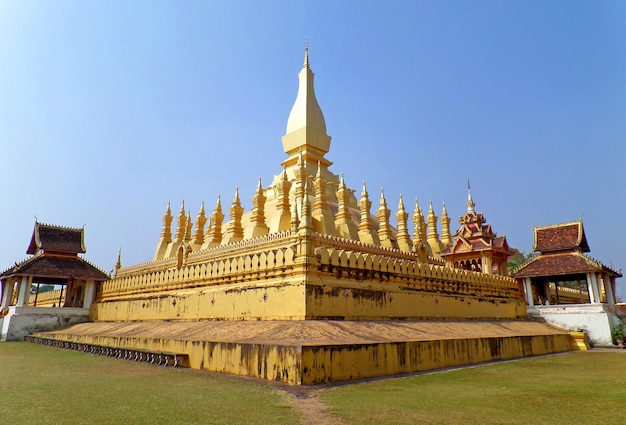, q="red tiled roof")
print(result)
[27,222,86,255]
[513,252,621,279]
[533,221,589,253]
[0,254,109,281]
